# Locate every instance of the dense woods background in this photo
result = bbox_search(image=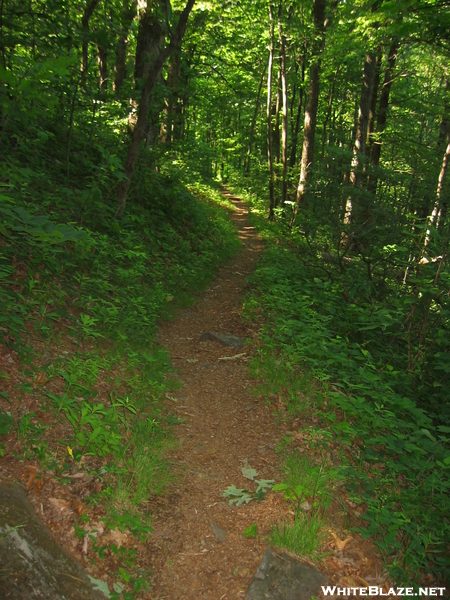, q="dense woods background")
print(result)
[1,0,449,593]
